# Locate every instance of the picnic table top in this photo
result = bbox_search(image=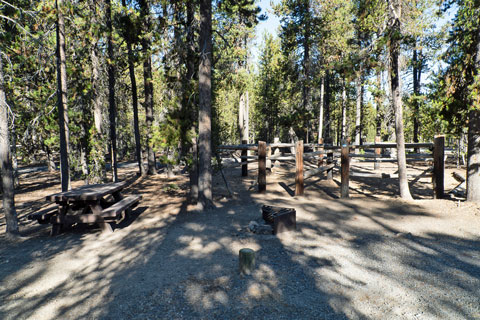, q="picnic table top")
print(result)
[46,181,128,202]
